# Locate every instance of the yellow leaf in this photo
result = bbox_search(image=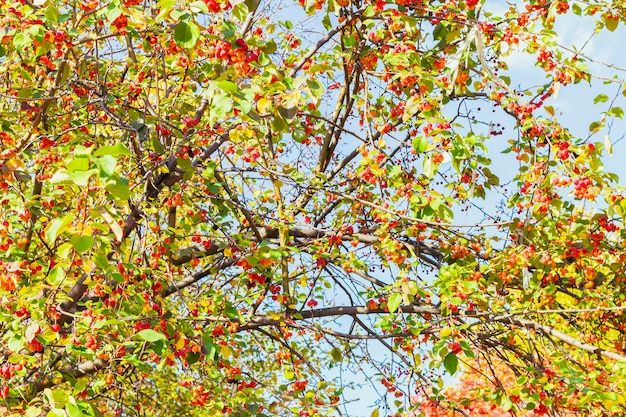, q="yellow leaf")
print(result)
[128,8,147,28]
[370,409,380,417]
[220,345,232,358]
[141,304,153,315]
[175,337,186,350]
[6,158,24,171]
[229,129,241,142]
[439,327,452,338]
[23,406,43,417]
[257,97,272,114]
[604,135,613,155]
[97,207,123,241]
[413,353,421,366]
